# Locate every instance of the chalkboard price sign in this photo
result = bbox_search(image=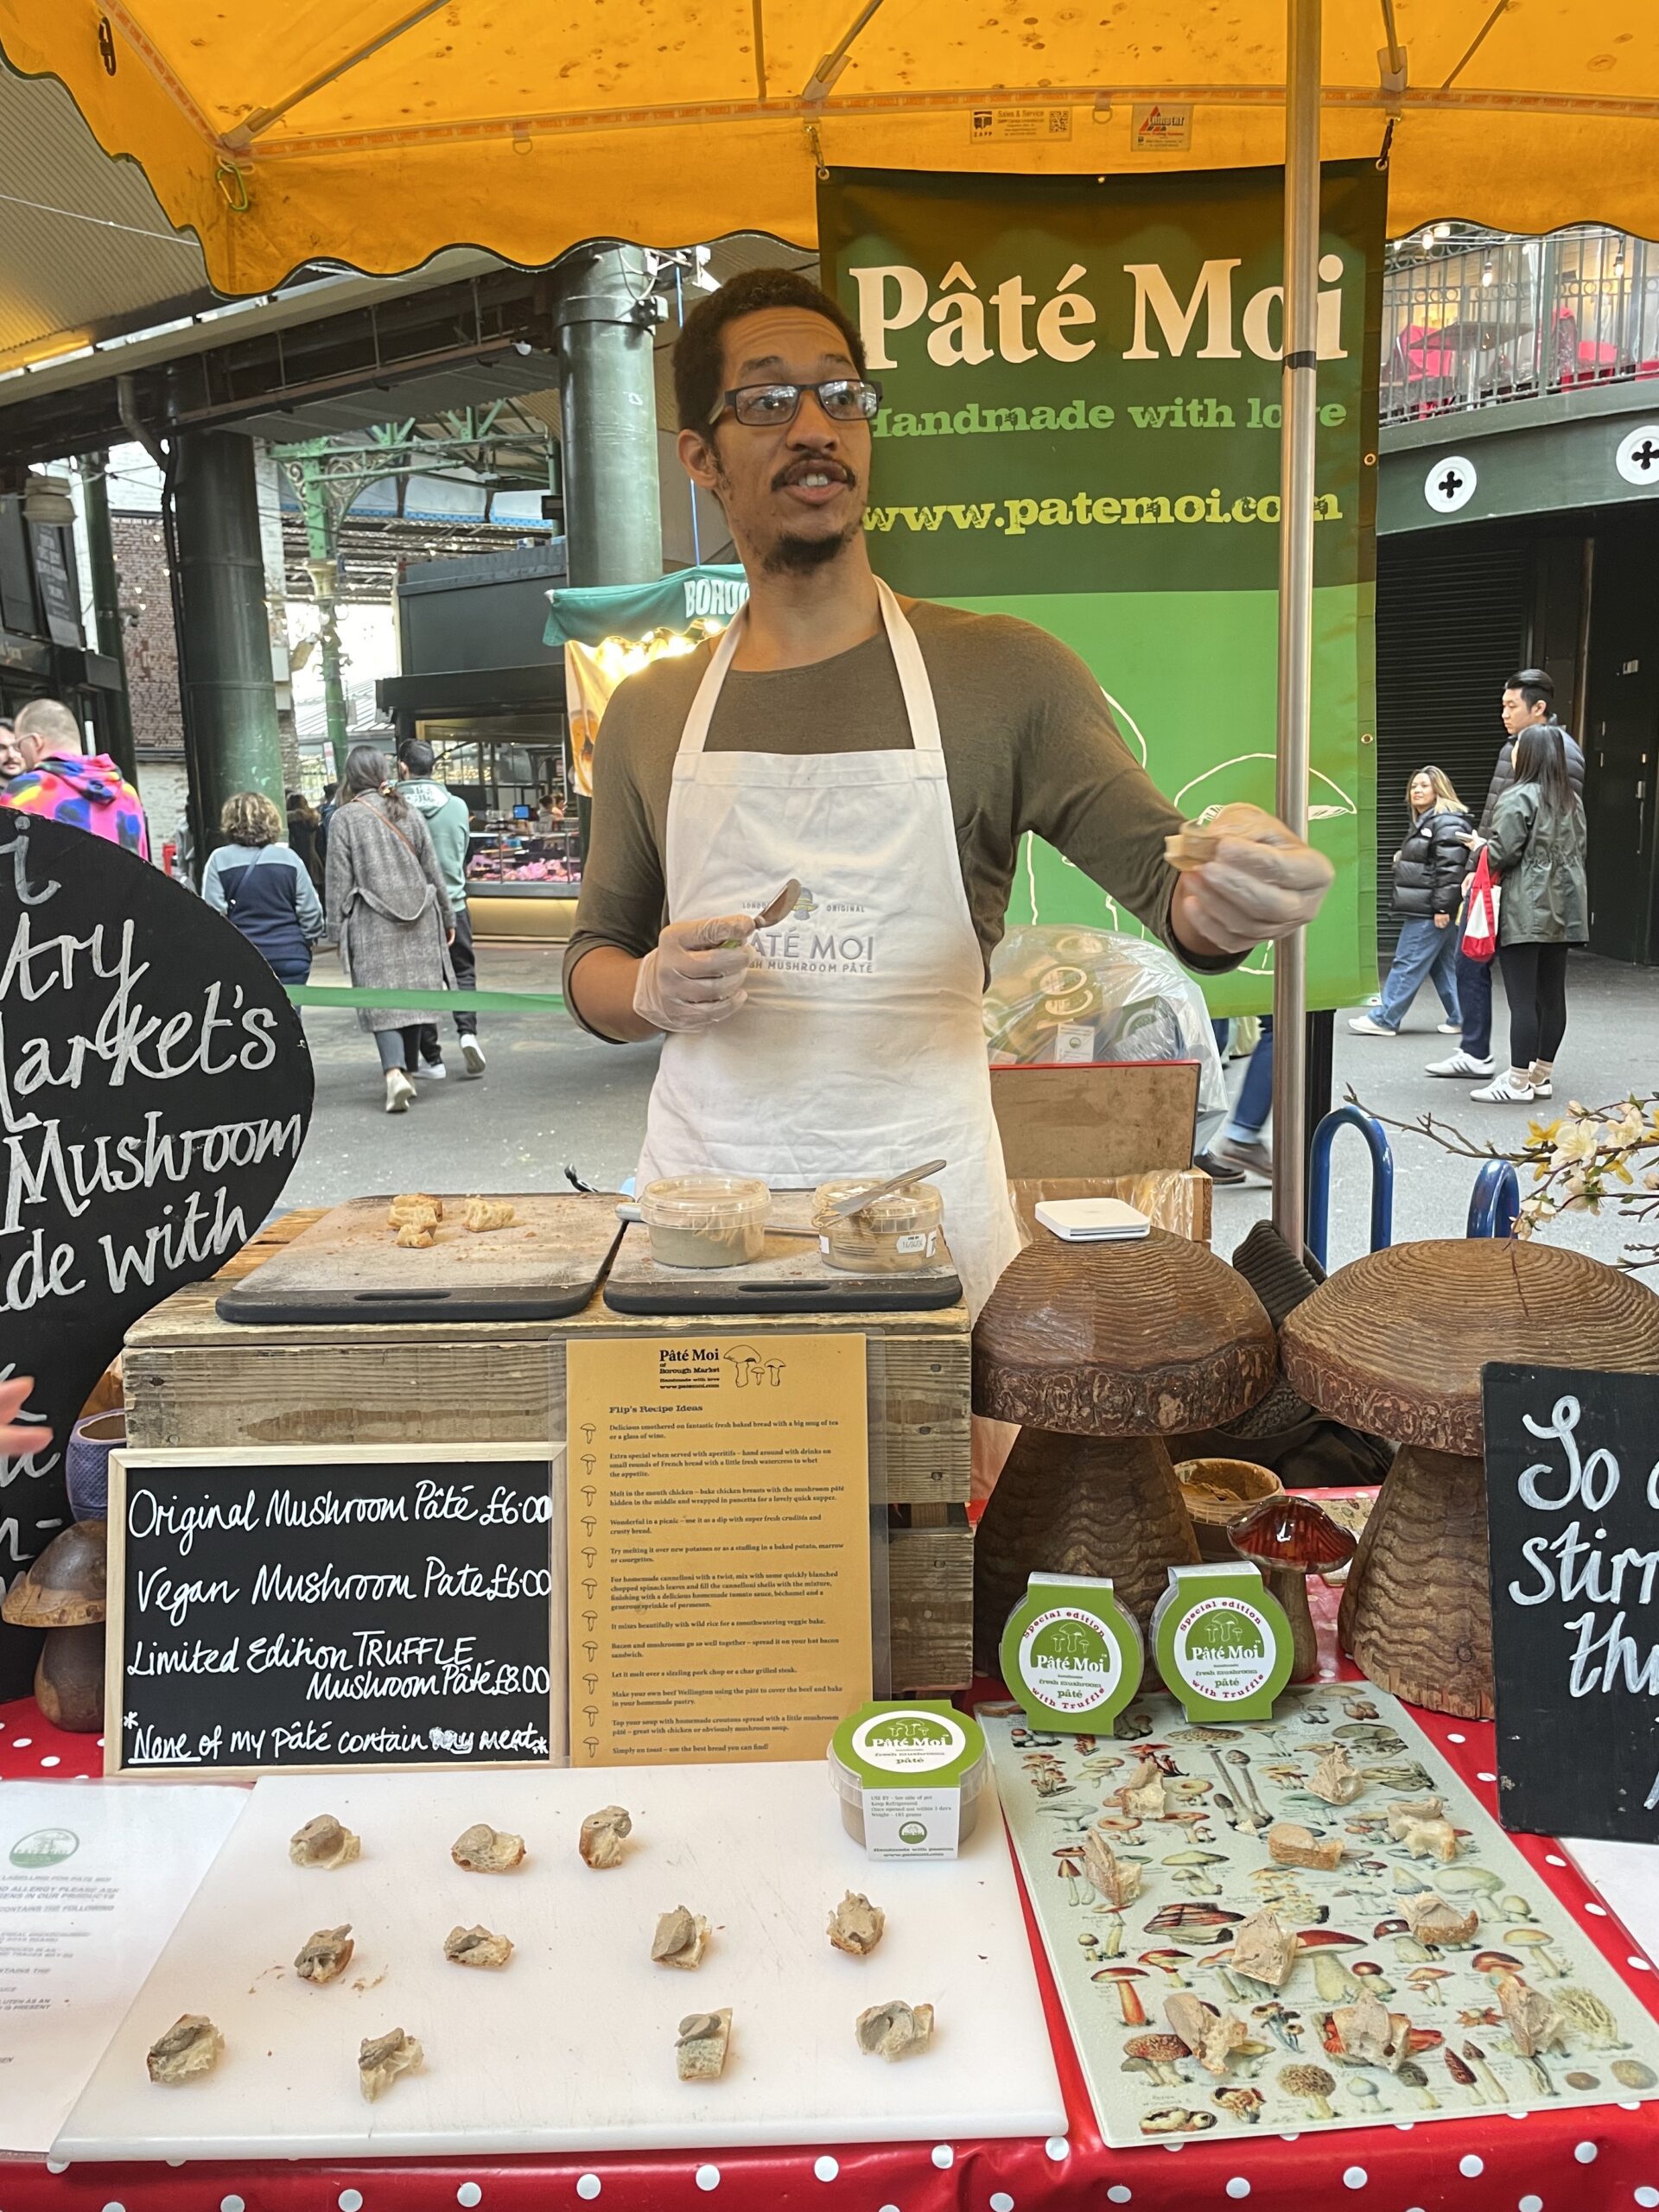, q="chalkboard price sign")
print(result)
[1485,1363,1659,1843]
[108,1446,565,1776]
